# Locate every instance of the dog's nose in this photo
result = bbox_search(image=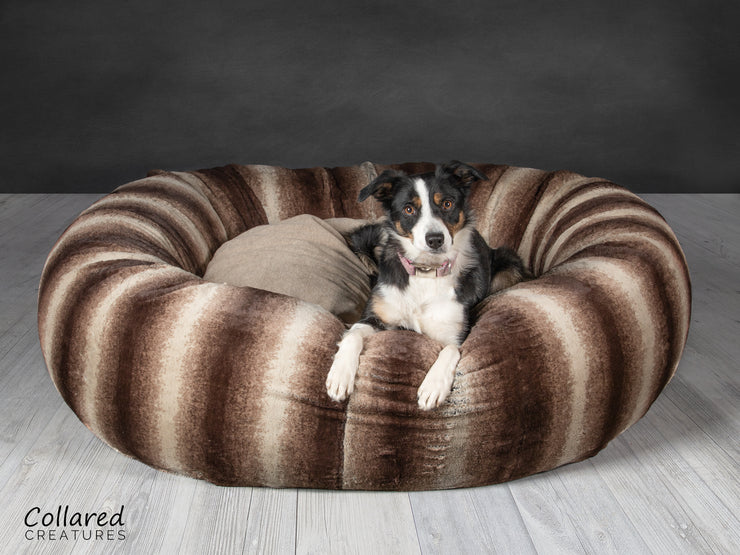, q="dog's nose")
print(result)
[426,232,444,250]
